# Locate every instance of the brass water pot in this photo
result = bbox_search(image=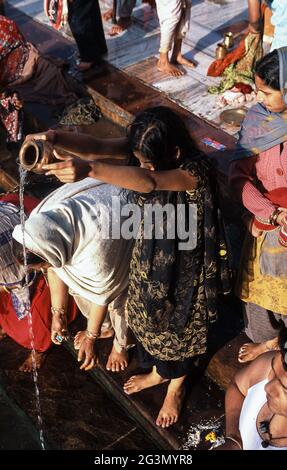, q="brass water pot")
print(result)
[216,43,227,60]
[19,140,55,174]
[223,32,234,49]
